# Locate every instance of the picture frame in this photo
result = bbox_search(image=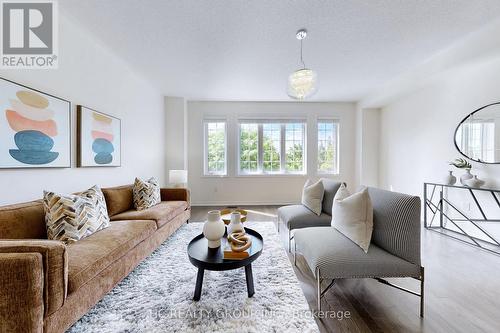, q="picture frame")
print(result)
[0,77,71,168]
[77,105,121,167]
